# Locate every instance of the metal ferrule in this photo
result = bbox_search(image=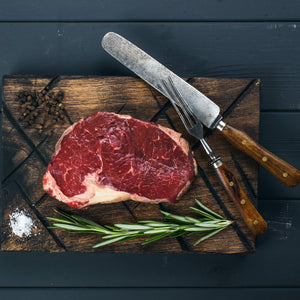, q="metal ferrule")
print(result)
[216,120,226,131]
[210,115,223,129]
[211,159,223,169]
